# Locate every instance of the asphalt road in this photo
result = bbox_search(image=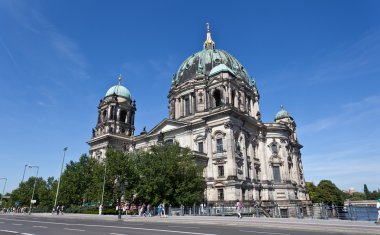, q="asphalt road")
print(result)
[0,214,378,235]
